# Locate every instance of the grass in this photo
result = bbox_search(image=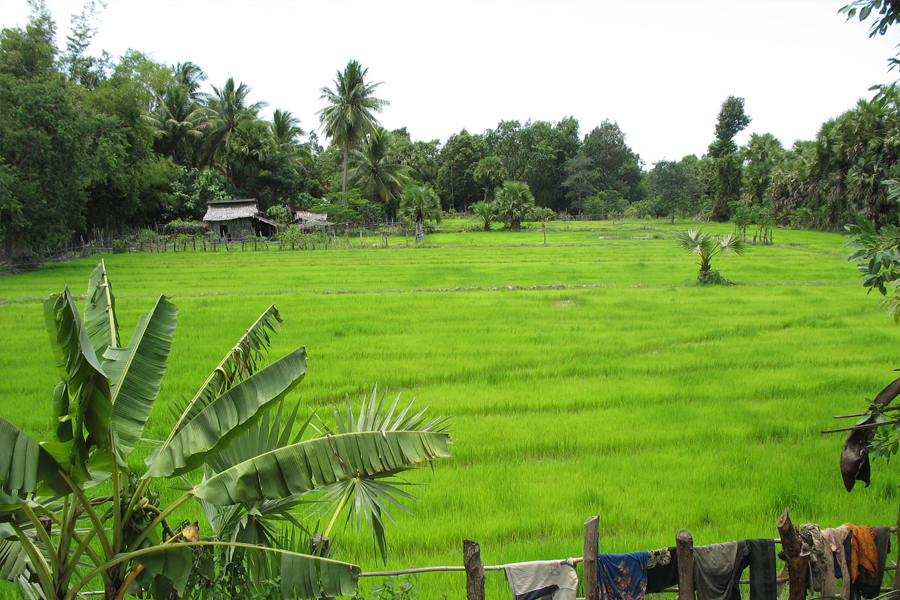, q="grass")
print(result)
[0,219,896,599]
